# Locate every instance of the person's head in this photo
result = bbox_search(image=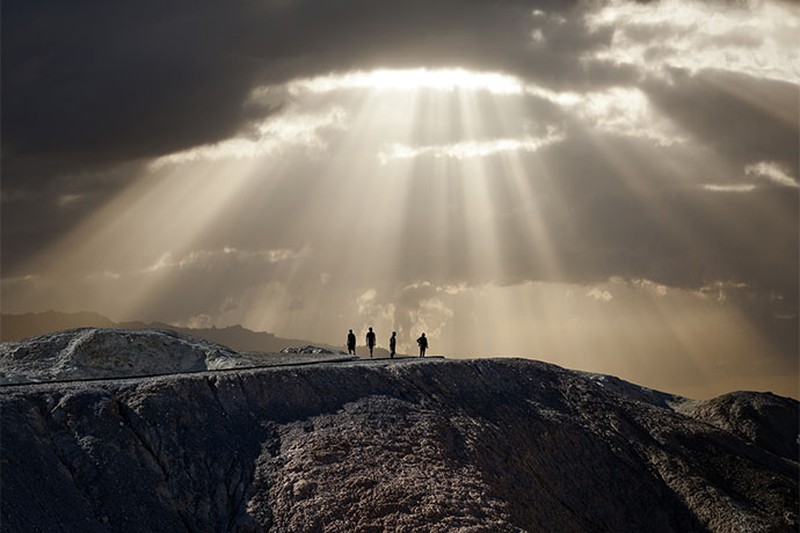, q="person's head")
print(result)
[392,331,396,336]
[349,329,353,333]
[368,327,373,332]
[421,332,426,337]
